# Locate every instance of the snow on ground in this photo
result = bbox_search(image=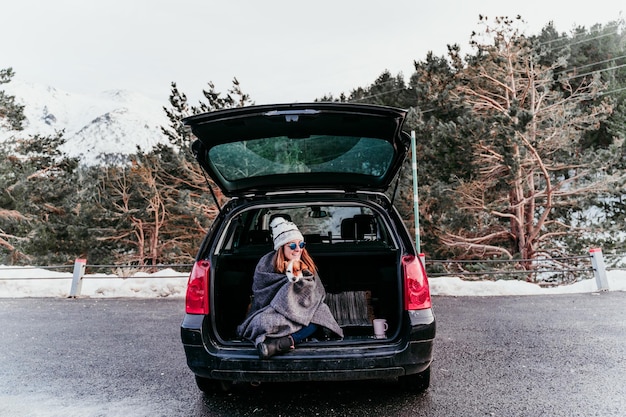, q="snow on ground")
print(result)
[0,265,624,298]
